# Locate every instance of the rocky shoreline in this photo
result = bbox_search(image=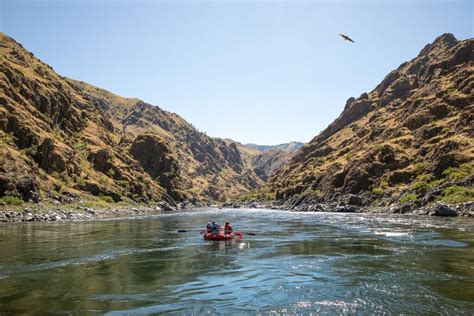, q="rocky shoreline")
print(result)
[223,199,474,217]
[0,200,195,223]
[1,198,473,224]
